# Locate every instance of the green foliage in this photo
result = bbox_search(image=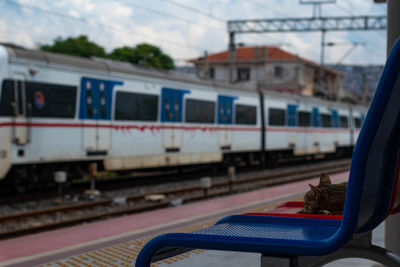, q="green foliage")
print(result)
[40,35,106,58]
[109,43,175,70]
[108,46,136,63]
[40,36,175,70]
